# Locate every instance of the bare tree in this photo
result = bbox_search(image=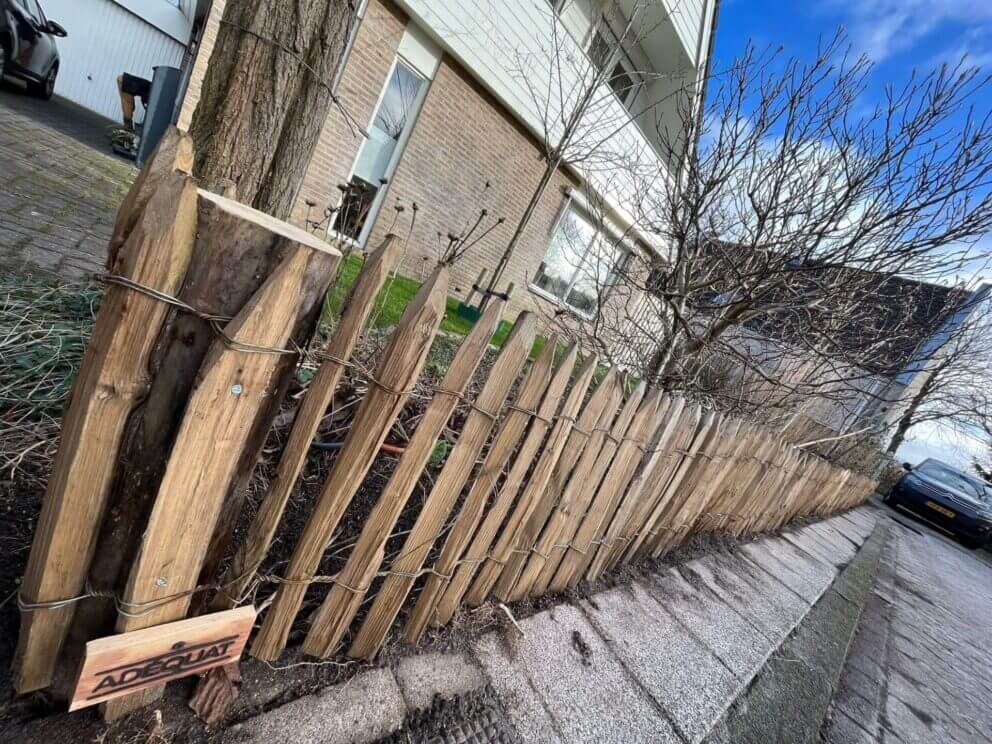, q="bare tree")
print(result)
[883,296,992,455]
[540,33,992,439]
[473,0,702,303]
